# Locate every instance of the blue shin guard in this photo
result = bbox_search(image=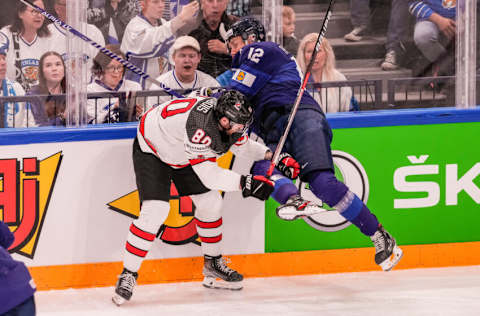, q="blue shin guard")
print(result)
[307,171,379,236]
